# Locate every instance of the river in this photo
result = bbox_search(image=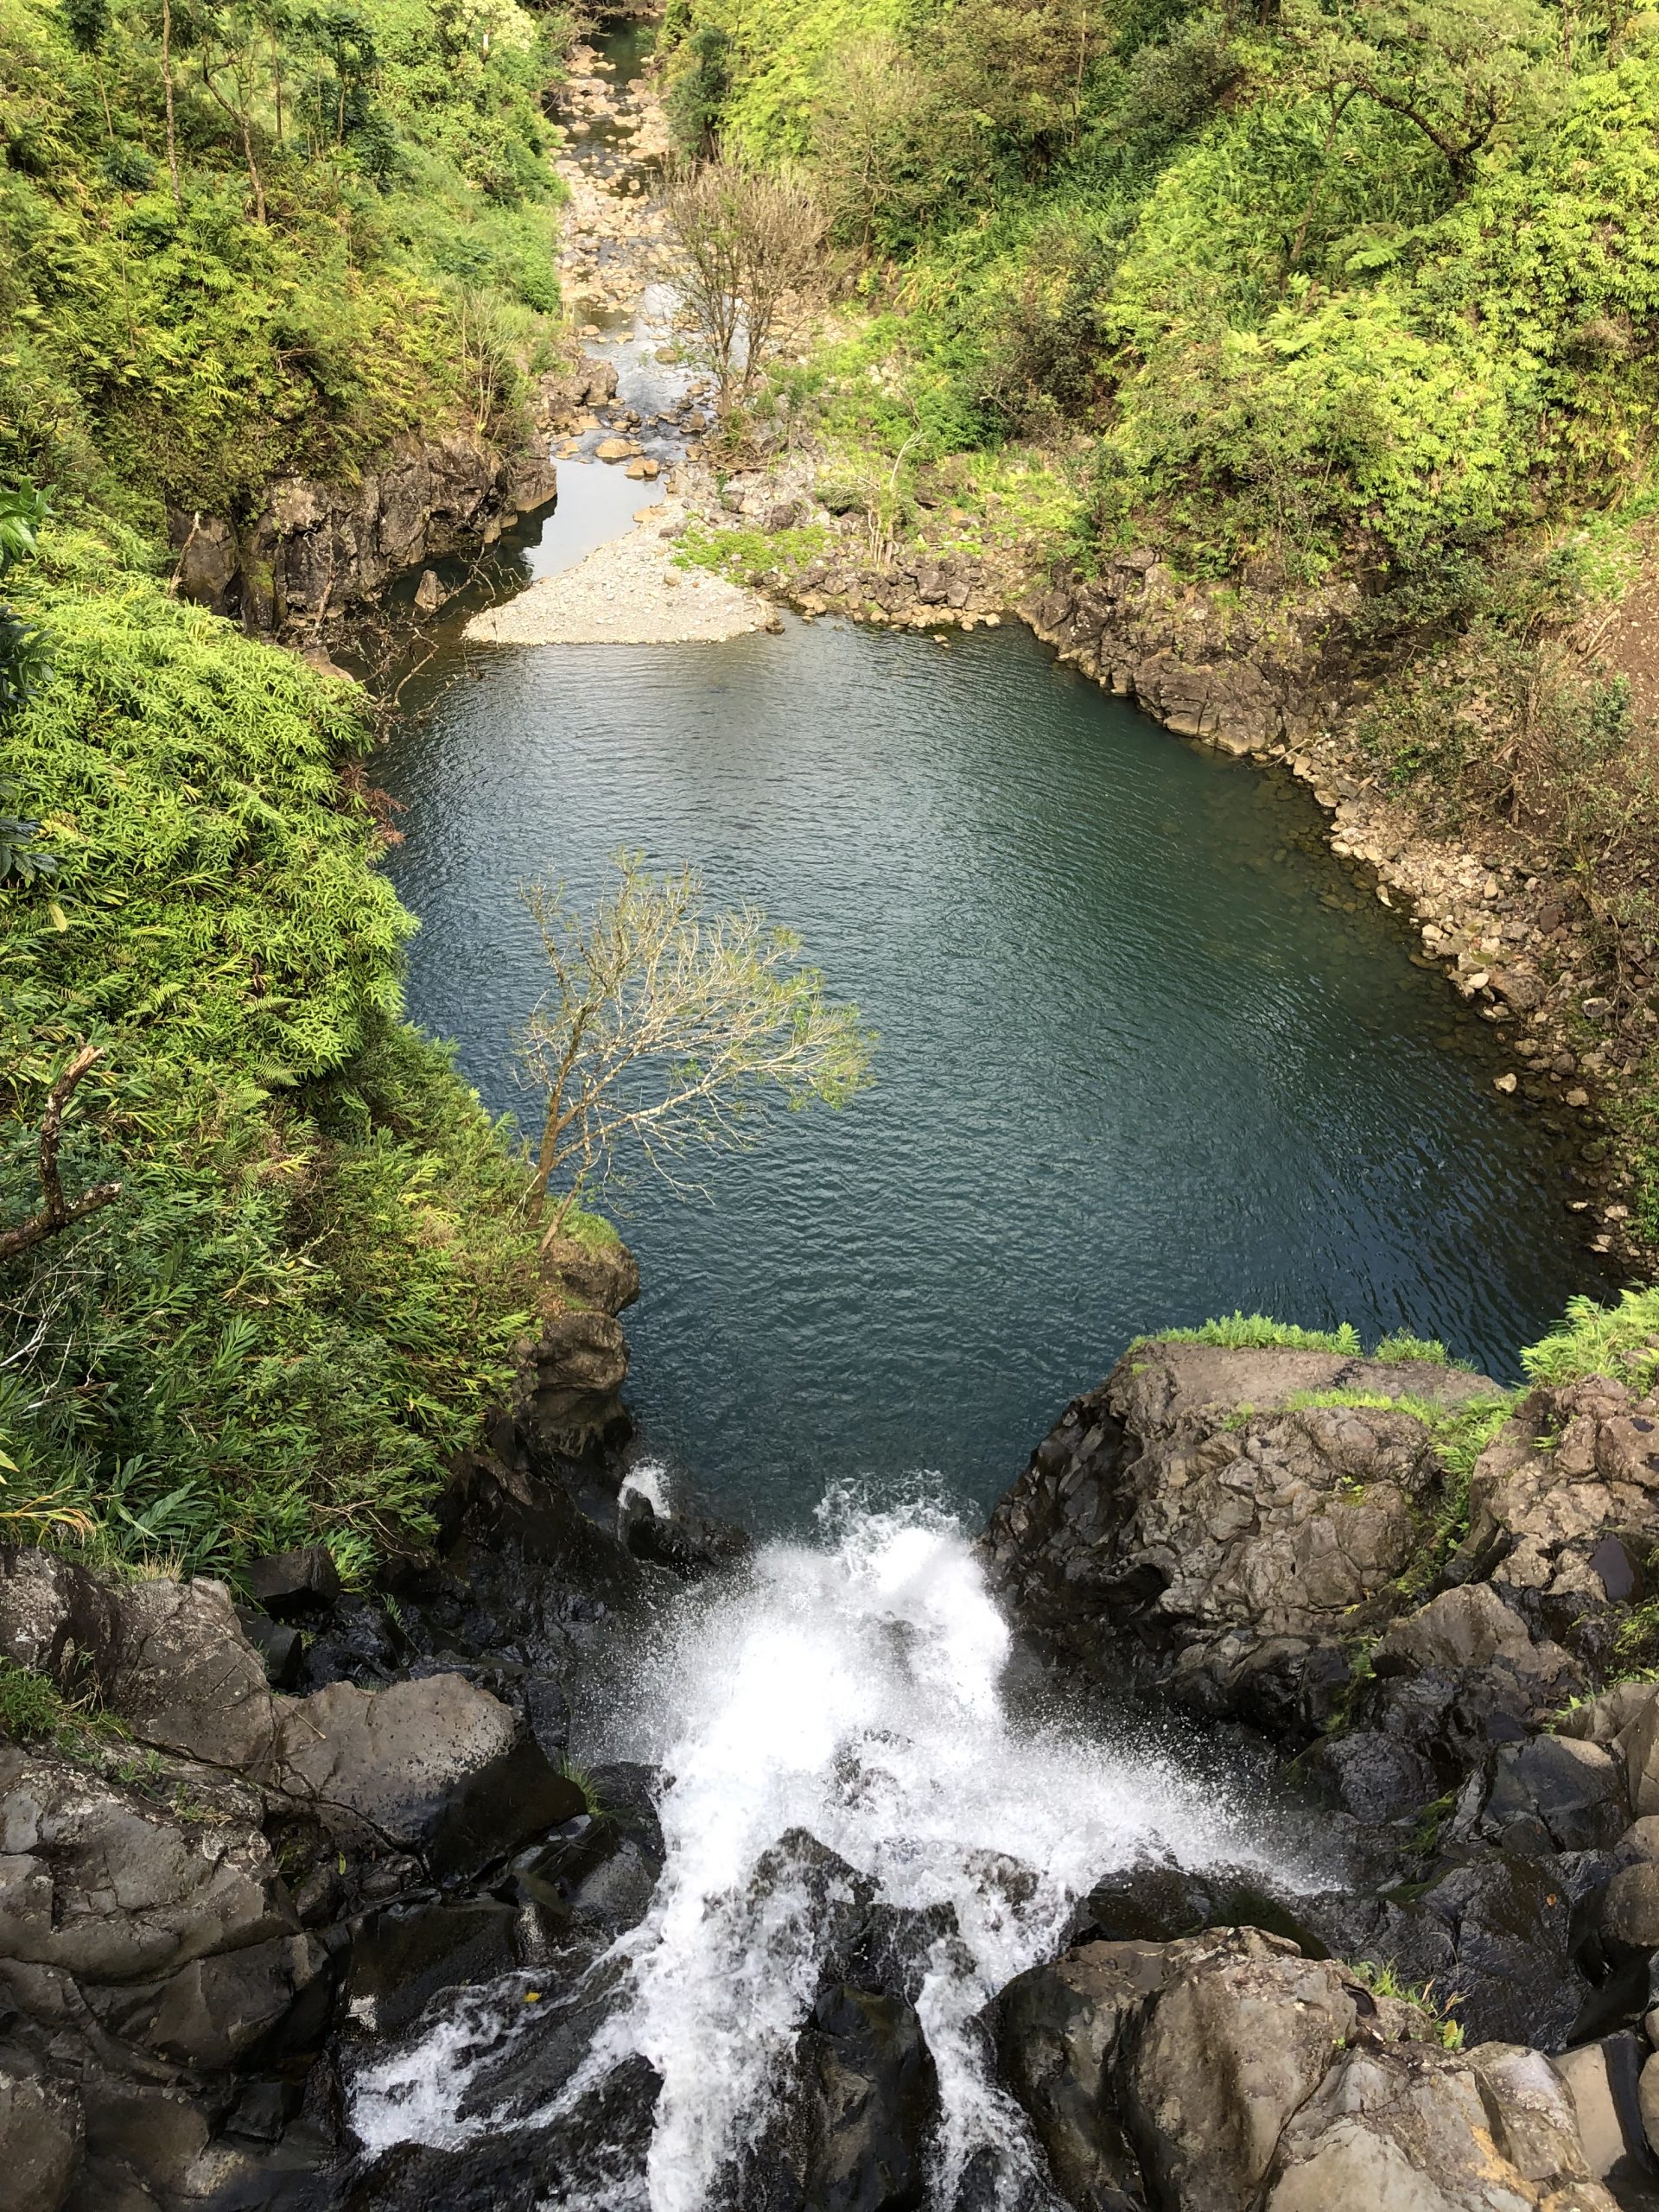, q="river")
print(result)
[344,35,1619,2209]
